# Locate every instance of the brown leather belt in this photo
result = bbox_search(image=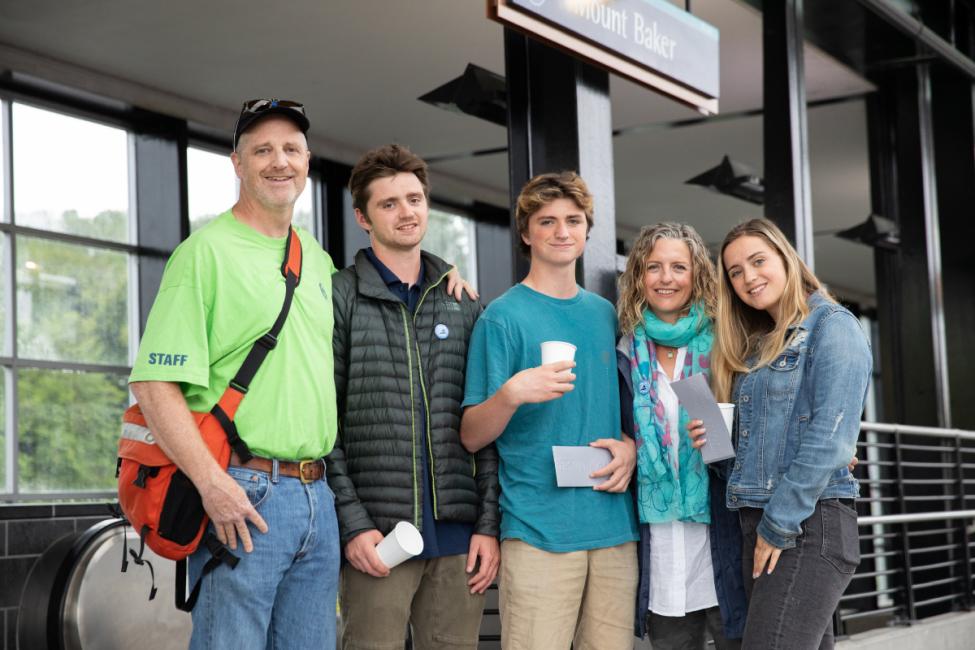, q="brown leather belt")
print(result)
[230,452,325,483]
